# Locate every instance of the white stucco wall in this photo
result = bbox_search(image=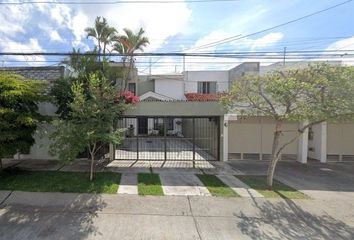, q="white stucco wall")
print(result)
[155,79,185,100]
[17,123,57,160]
[184,71,229,93]
[16,102,58,160]
[308,123,326,162]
